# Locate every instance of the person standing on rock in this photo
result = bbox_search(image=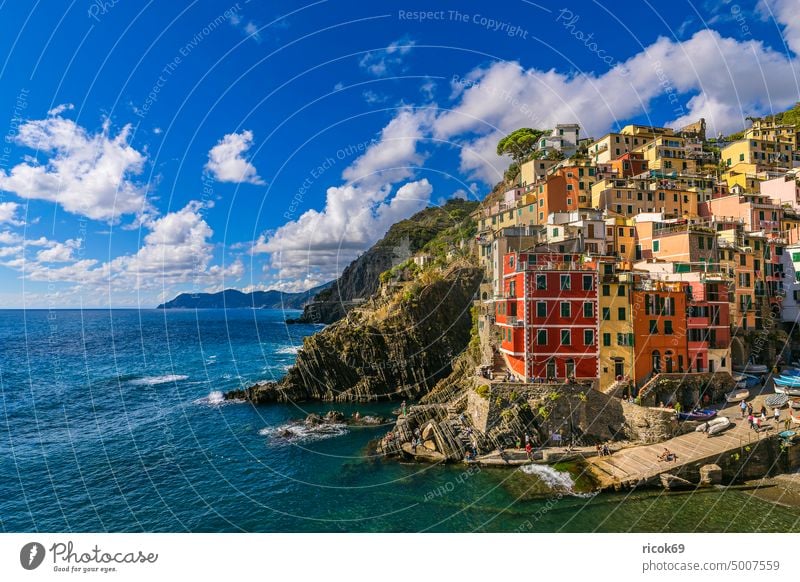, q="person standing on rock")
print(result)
[401,400,407,416]
[525,441,533,460]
